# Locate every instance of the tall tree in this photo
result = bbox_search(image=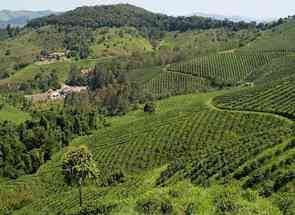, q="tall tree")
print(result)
[62,145,98,207]
[88,64,114,90]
